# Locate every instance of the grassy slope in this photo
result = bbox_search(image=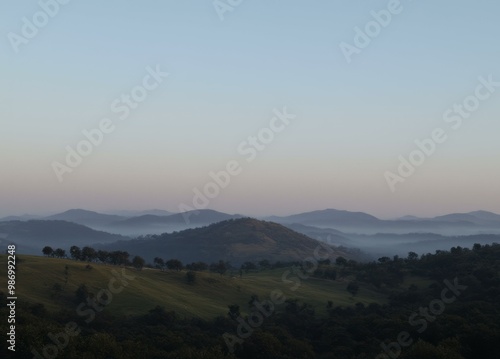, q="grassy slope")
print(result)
[2,255,388,320]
